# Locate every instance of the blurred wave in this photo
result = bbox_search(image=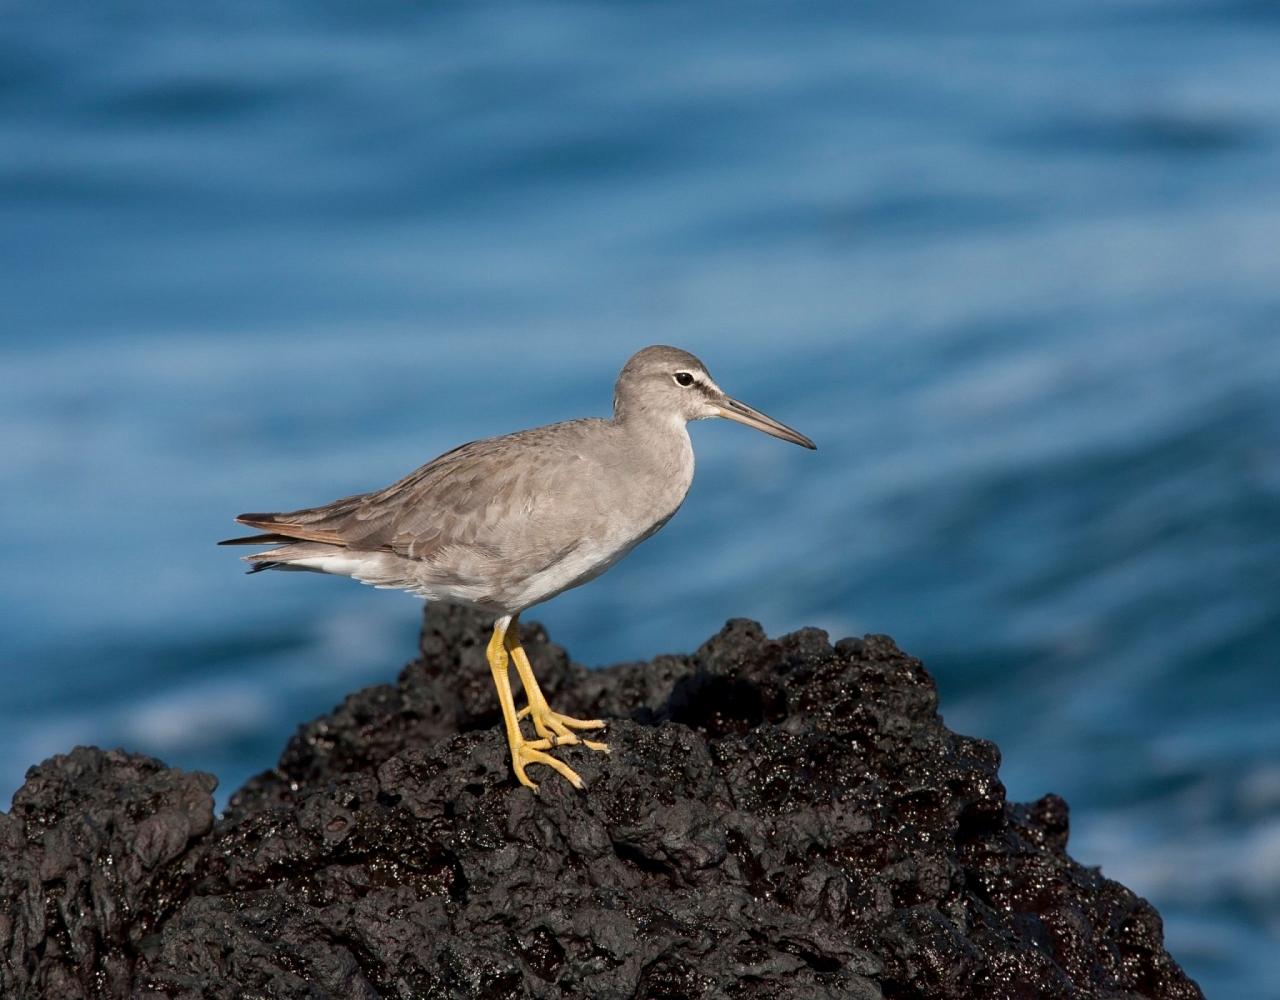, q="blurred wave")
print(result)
[2,2,1279,994]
